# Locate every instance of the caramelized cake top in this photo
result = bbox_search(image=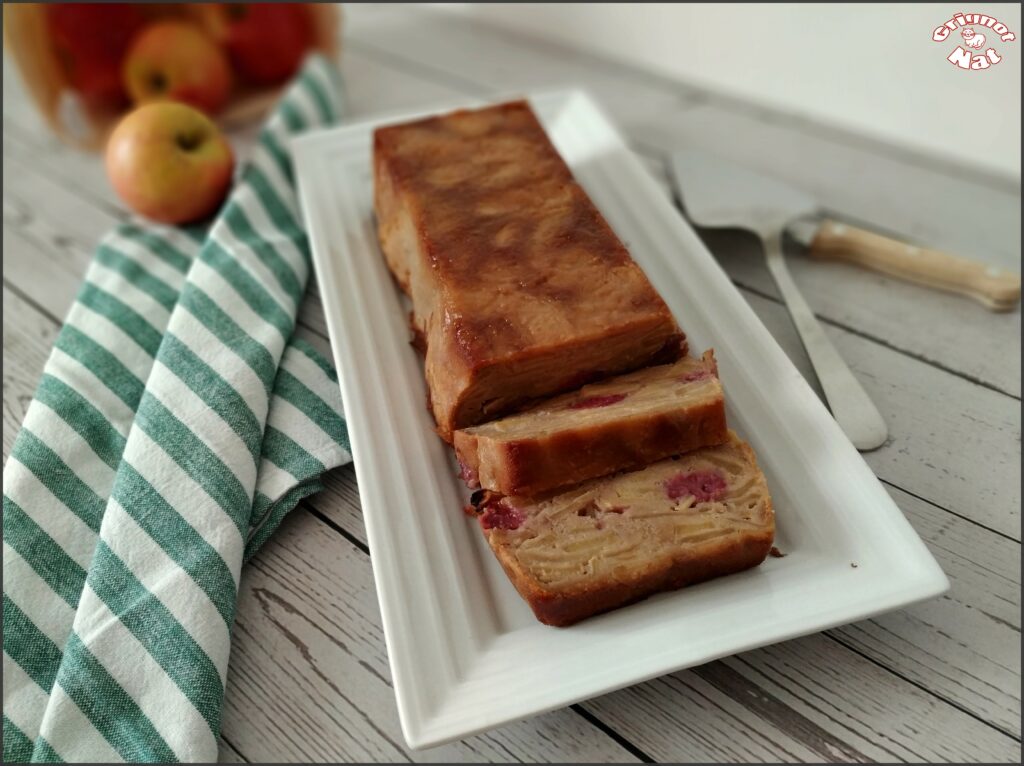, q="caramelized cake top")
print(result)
[373,100,679,364]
